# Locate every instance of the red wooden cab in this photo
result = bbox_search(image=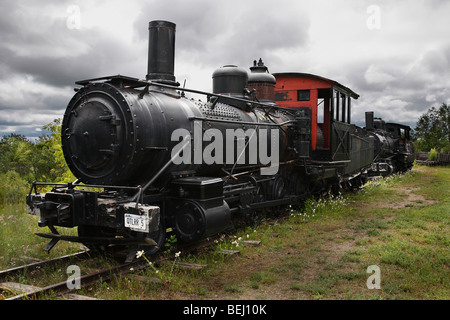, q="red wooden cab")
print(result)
[273,73,359,152]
